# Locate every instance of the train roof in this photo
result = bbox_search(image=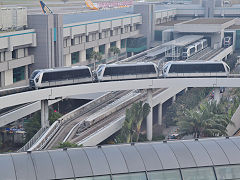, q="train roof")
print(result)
[35,66,91,73]
[165,61,226,65]
[102,62,157,68]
